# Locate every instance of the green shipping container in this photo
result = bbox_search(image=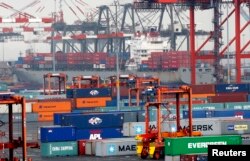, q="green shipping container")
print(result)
[225,102,250,110]
[165,135,242,156]
[41,141,78,157]
[183,103,224,110]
